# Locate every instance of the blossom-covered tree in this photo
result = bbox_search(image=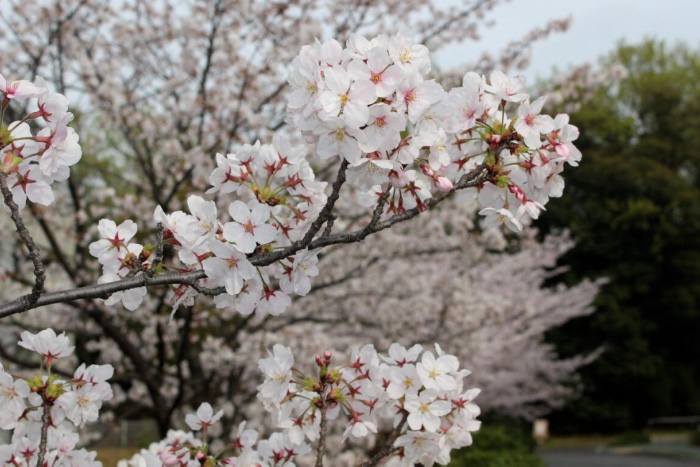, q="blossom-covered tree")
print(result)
[0,1,587,465]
